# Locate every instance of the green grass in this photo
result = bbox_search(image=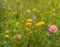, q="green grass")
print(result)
[0,0,60,47]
